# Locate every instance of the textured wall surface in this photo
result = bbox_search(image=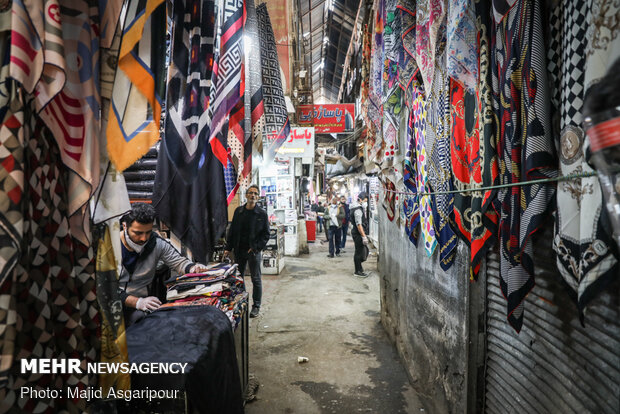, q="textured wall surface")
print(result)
[377,206,472,413]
